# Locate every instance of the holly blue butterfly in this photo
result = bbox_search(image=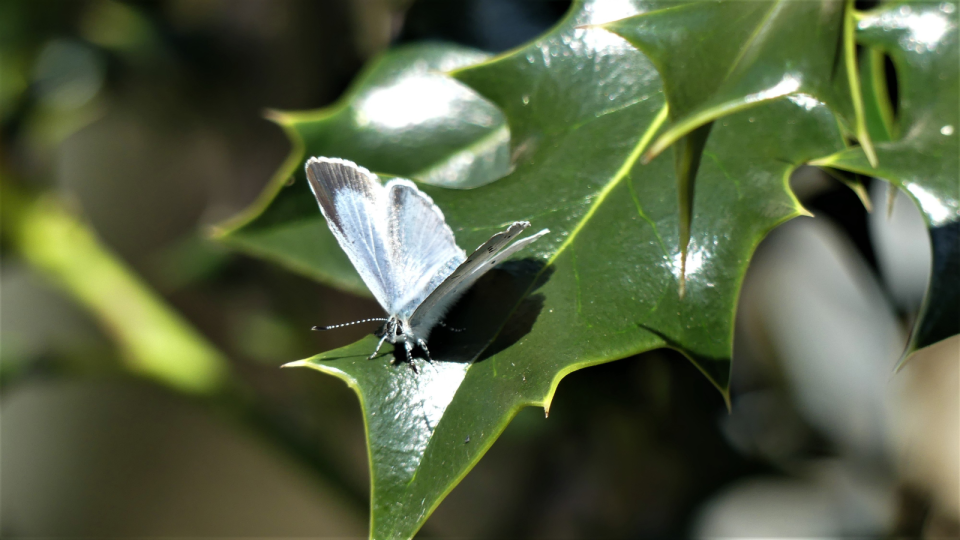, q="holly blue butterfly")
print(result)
[306,157,548,364]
